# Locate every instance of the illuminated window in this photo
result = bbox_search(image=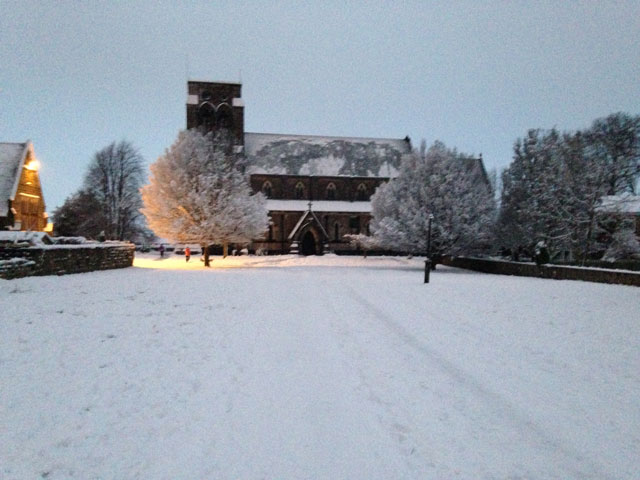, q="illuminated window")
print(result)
[295,182,305,199]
